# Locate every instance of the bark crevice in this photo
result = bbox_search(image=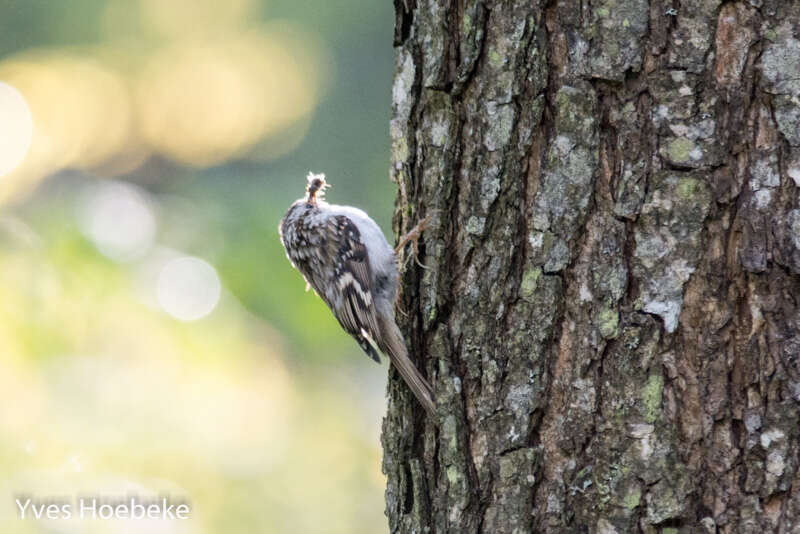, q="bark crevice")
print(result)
[384,1,800,533]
